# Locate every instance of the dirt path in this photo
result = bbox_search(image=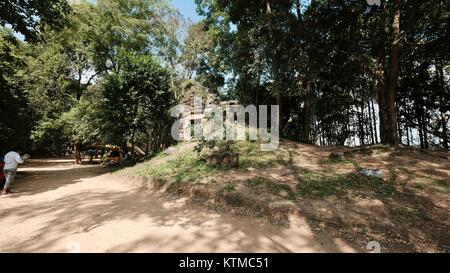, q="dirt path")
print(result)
[0,159,355,253]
